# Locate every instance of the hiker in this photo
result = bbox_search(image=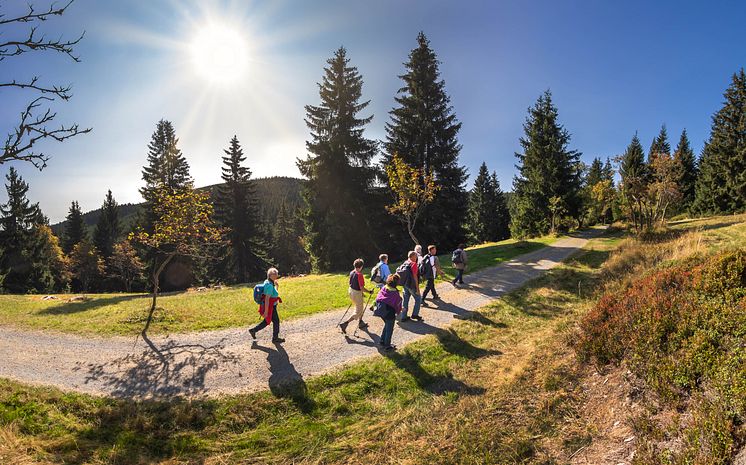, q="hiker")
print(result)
[371,254,391,289]
[396,250,422,322]
[451,244,467,285]
[421,244,442,304]
[414,244,423,262]
[249,267,285,343]
[340,258,374,334]
[374,273,403,351]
